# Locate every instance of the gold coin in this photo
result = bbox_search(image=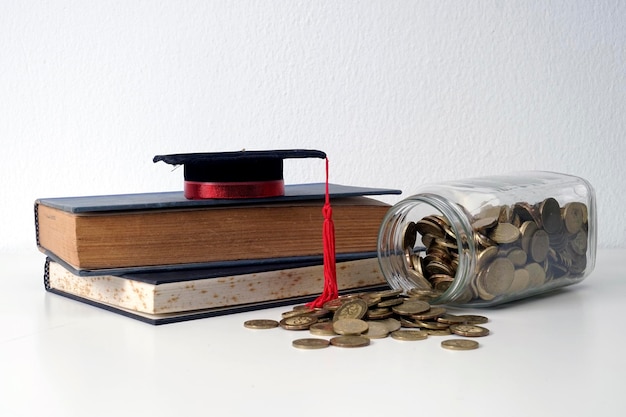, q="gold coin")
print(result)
[506,248,528,267]
[377,297,404,308]
[412,319,449,329]
[280,315,318,330]
[329,335,371,348]
[378,317,402,333]
[403,221,418,249]
[540,197,562,234]
[481,257,515,296]
[450,324,490,337]
[488,222,520,244]
[520,220,538,253]
[508,268,530,293]
[569,230,588,255]
[292,338,330,350]
[399,317,422,328]
[411,306,447,321]
[471,216,499,232]
[476,245,499,268]
[333,298,368,321]
[364,321,391,339]
[390,330,428,341]
[366,307,394,320]
[525,262,546,287]
[360,293,382,307]
[563,202,586,234]
[309,322,337,336]
[415,218,445,239]
[441,339,479,350]
[281,309,311,319]
[513,202,535,222]
[436,314,467,325]
[333,318,369,335]
[392,300,431,316]
[243,319,280,329]
[530,229,550,263]
[322,298,343,311]
[425,328,452,336]
[456,314,489,324]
